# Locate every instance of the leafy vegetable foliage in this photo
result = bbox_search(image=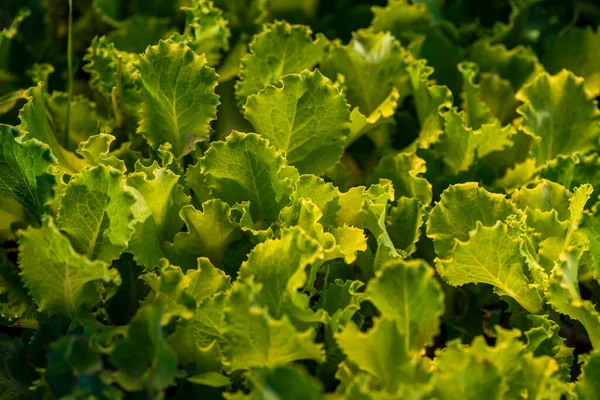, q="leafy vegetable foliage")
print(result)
[1,0,600,398]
